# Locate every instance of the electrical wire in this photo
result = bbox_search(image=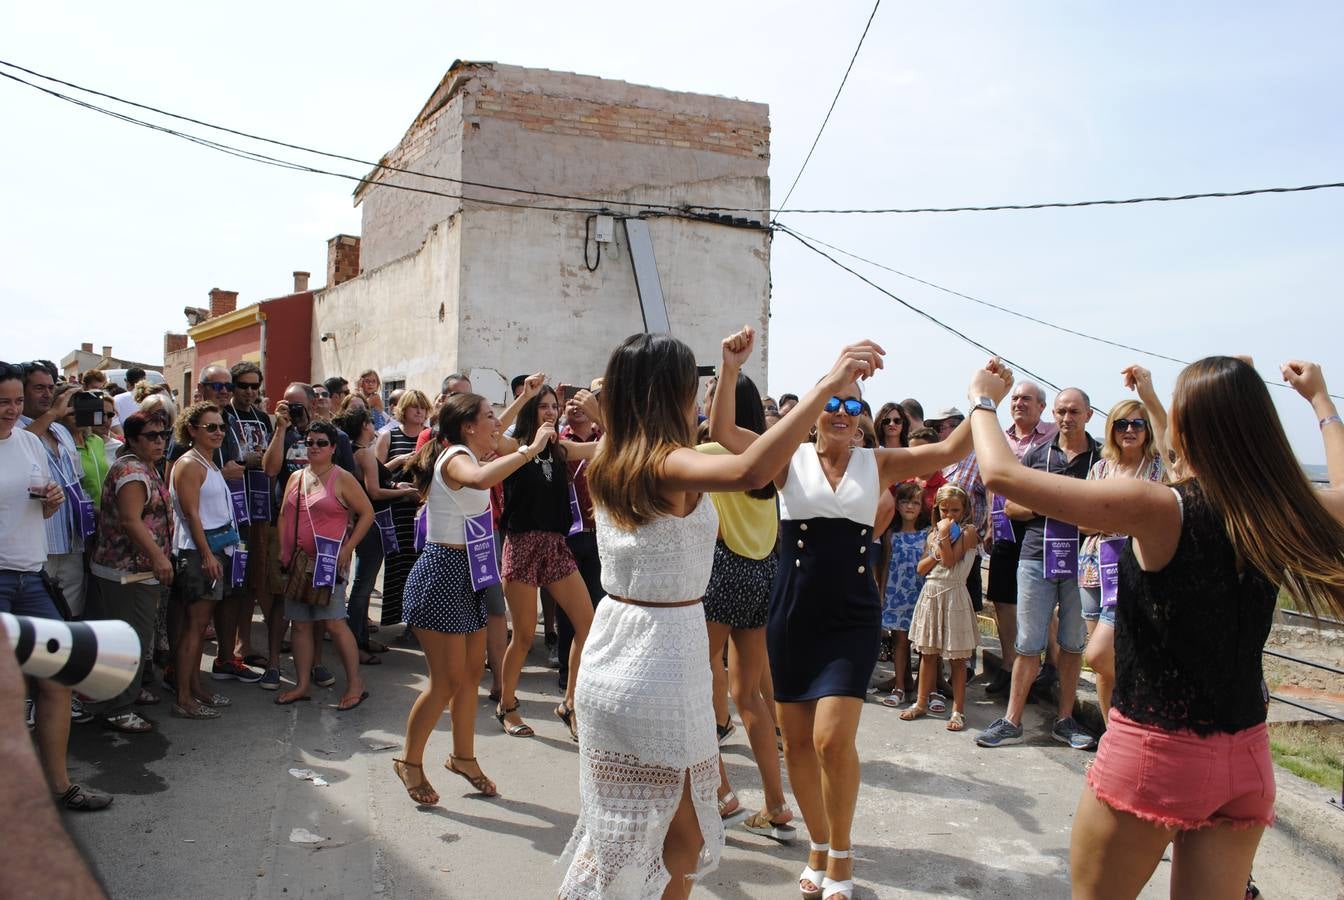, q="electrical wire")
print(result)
[777,223,1344,402]
[775,224,1077,401]
[775,0,881,212]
